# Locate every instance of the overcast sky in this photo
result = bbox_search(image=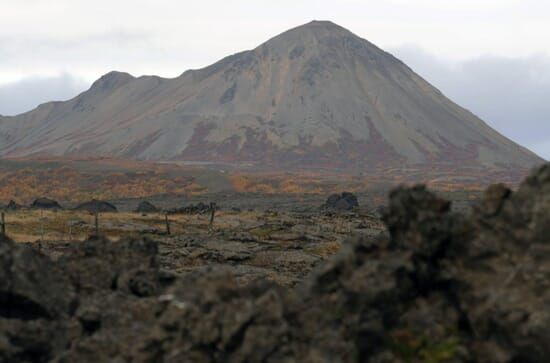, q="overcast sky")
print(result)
[0,0,548,159]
